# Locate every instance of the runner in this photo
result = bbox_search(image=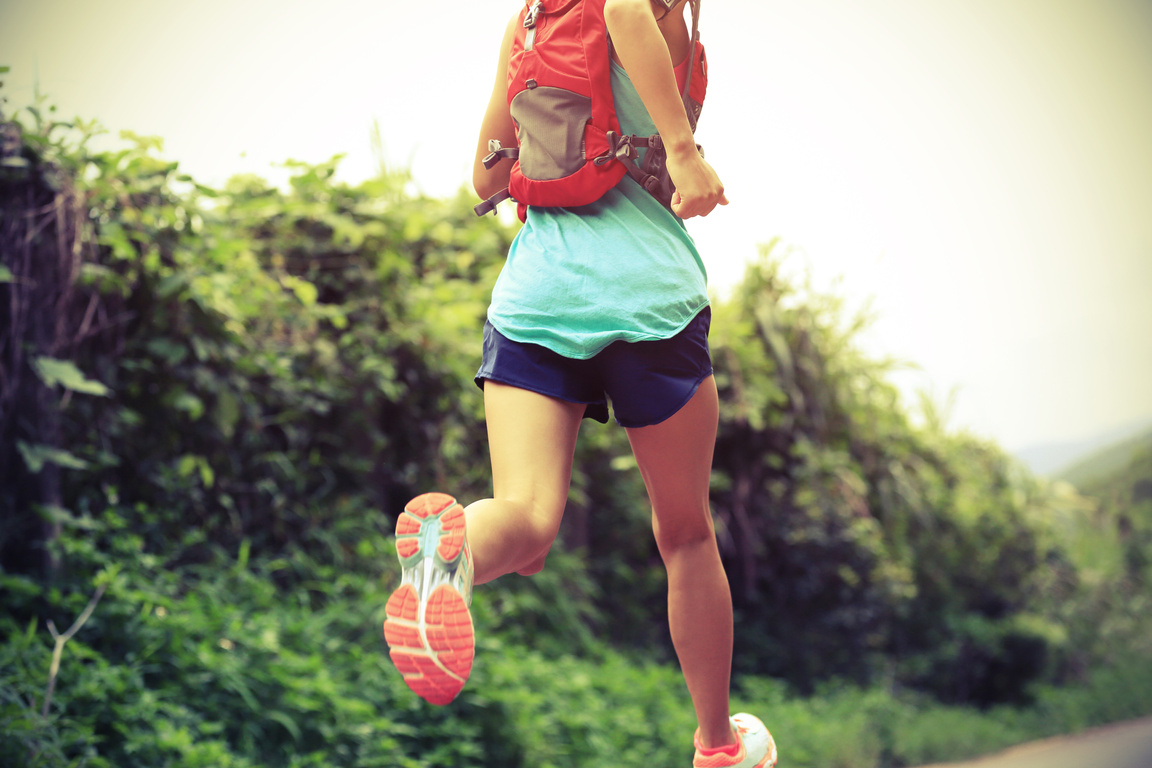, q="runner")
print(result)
[385,2,776,765]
